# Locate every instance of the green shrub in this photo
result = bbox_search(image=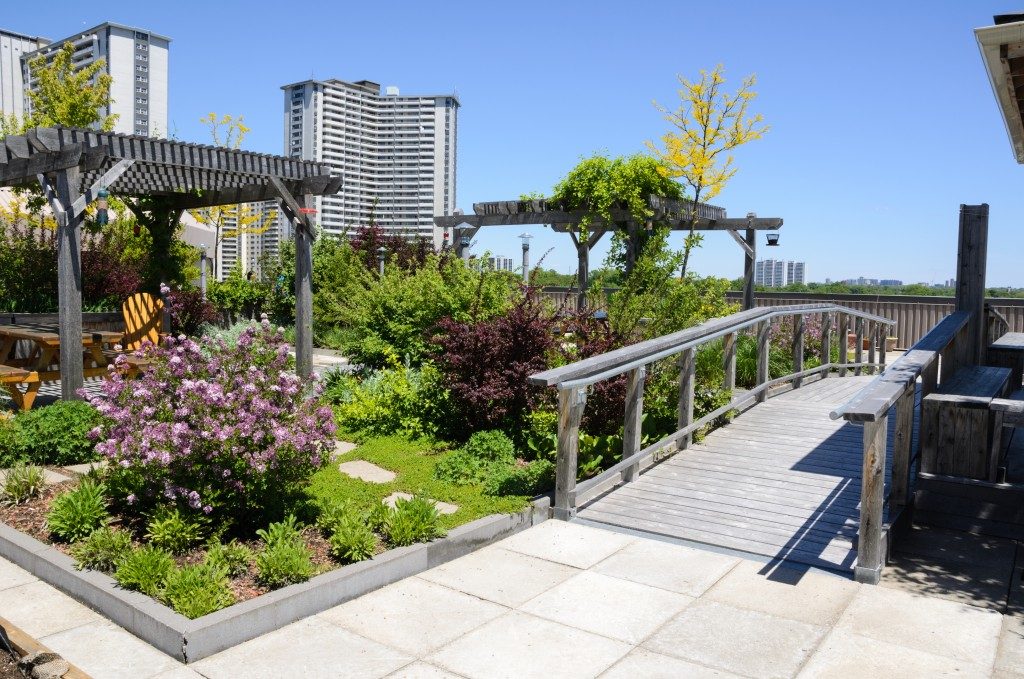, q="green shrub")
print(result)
[145,507,204,554]
[522,410,558,462]
[483,460,556,497]
[203,540,254,578]
[255,515,314,588]
[320,502,376,563]
[114,545,175,597]
[13,401,102,466]
[329,364,441,439]
[2,462,45,504]
[435,430,516,485]
[386,495,444,547]
[47,479,108,542]
[161,563,235,619]
[0,417,20,467]
[367,501,393,533]
[70,526,133,572]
